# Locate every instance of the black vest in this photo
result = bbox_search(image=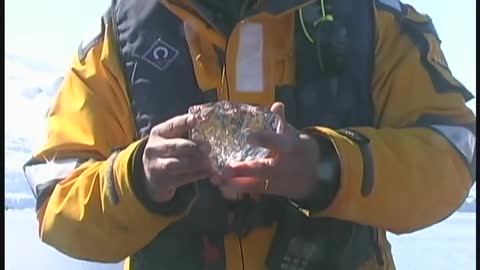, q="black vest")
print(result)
[108,0,378,269]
